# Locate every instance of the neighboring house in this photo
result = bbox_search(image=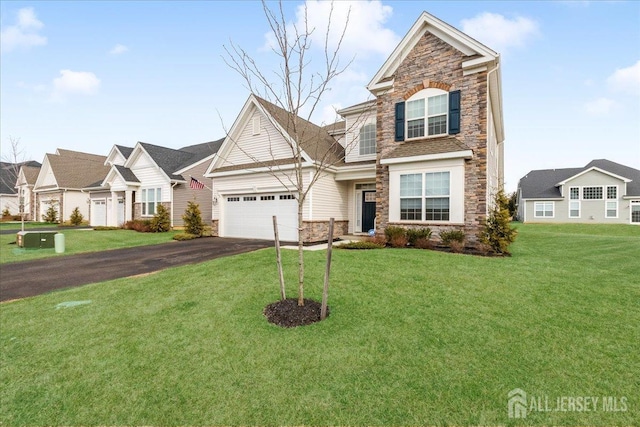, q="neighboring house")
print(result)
[517,159,640,224]
[205,11,504,243]
[33,149,110,223]
[1,161,41,217]
[91,140,222,227]
[14,162,42,220]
